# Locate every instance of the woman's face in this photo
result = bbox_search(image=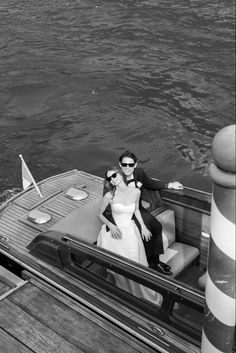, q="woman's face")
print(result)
[106,170,122,186]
